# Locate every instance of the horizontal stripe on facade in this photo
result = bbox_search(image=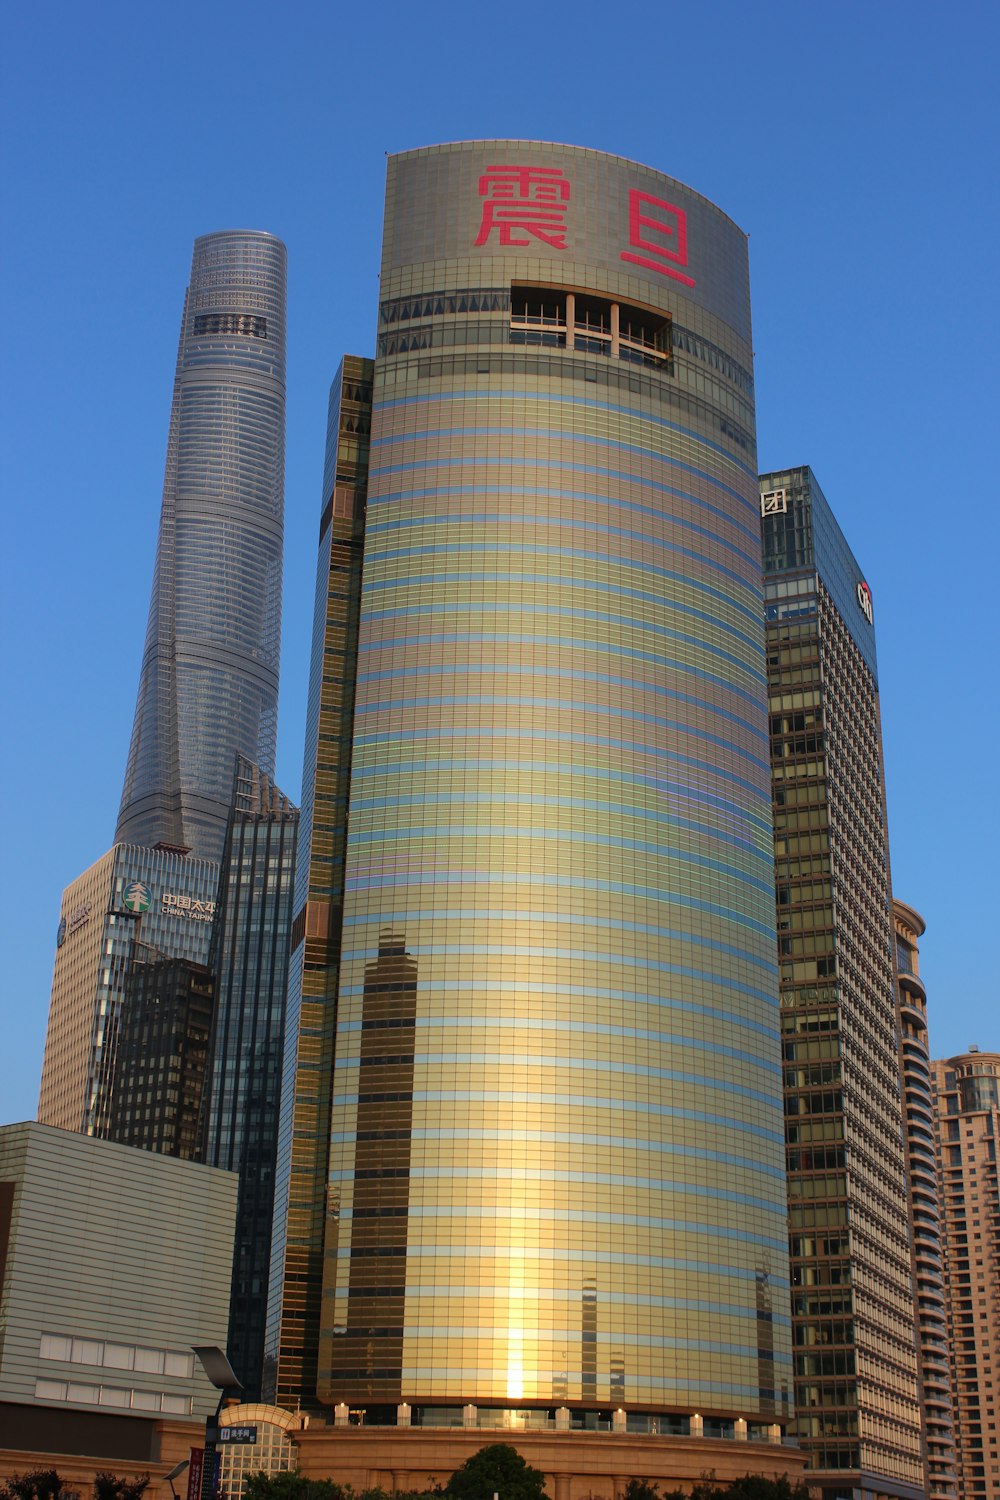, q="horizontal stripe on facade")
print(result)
[350,750,766,802]
[357,633,768,745]
[351,789,769,862]
[332,1089,783,1145]
[369,454,755,534]
[342,907,777,974]
[365,537,764,627]
[361,578,766,688]
[340,972,779,1032]
[334,1198,788,1251]
[372,388,760,486]
[384,1327,774,1363]
[379,1366,787,1400]
[333,1046,781,1098]
[345,822,774,900]
[337,1013,780,1073]
[332,1159,785,1195]
[379,1283,788,1325]
[366,501,764,579]
[354,703,769,773]
[378,1240,790,1286]
[367,482,761,560]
